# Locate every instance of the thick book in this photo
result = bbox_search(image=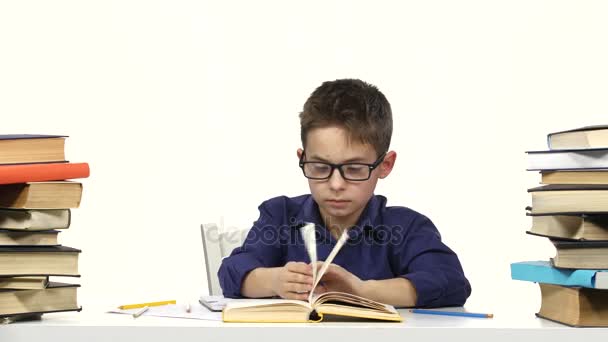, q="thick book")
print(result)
[0,135,67,165]
[551,240,608,269]
[527,148,608,171]
[511,260,608,289]
[0,246,80,276]
[548,125,608,150]
[0,276,48,290]
[222,292,402,323]
[0,162,89,185]
[541,170,608,185]
[528,184,608,214]
[222,223,402,323]
[0,182,82,209]
[0,209,71,231]
[0,229,59,246]
[0,282,80,317]
[526,212,608,240]
[536,283,608,327]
